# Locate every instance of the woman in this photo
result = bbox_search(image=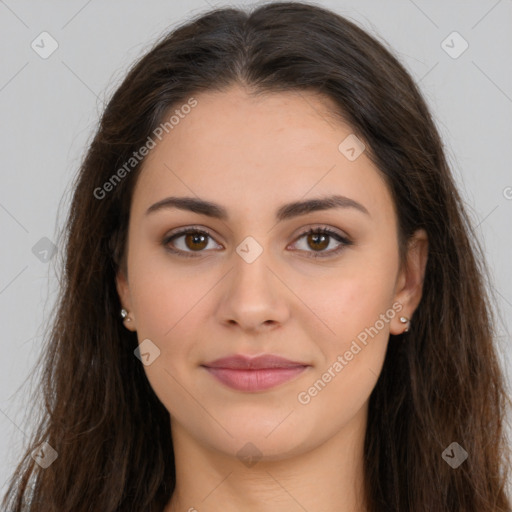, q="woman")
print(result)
[2,2,510,511]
